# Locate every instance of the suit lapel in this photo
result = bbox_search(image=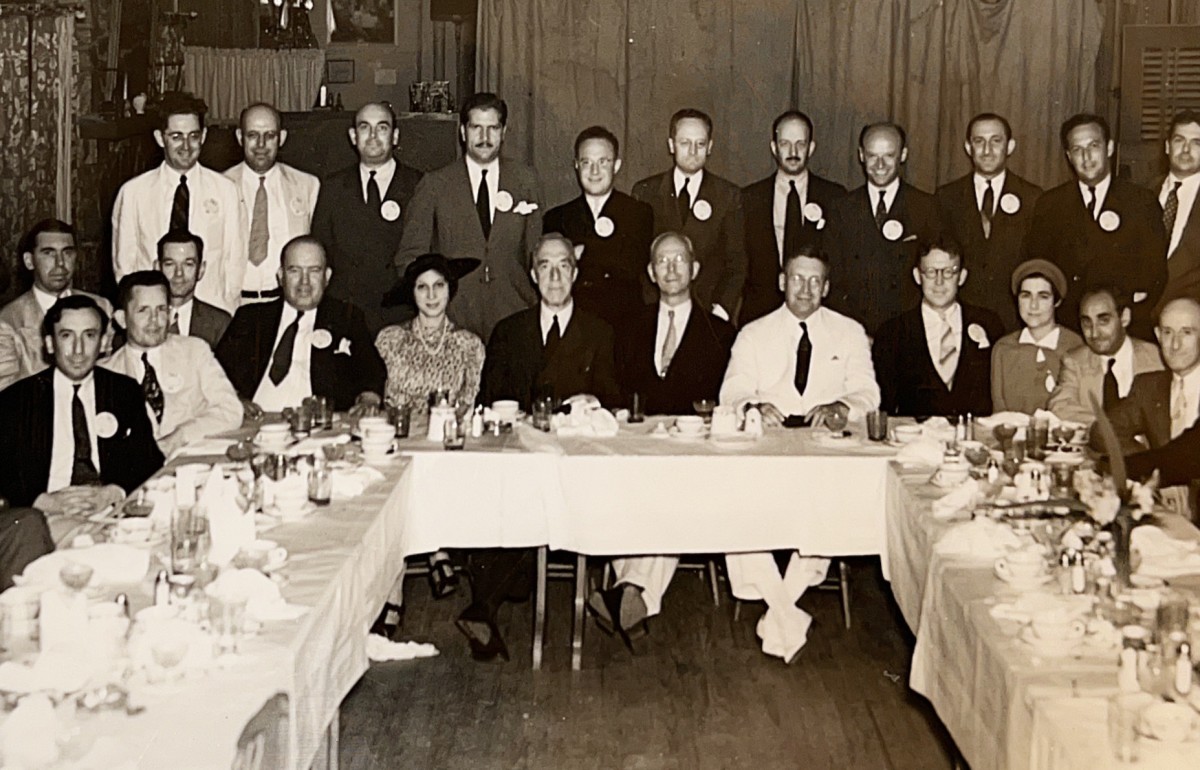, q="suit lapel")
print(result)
[657,173,683,231]
[254,302,286,385]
